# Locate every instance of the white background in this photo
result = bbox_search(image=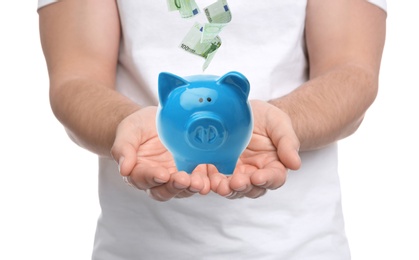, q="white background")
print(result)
[1,1,418,259]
